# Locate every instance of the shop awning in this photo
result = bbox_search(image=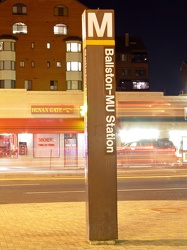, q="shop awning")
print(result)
[0,118,84,133]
